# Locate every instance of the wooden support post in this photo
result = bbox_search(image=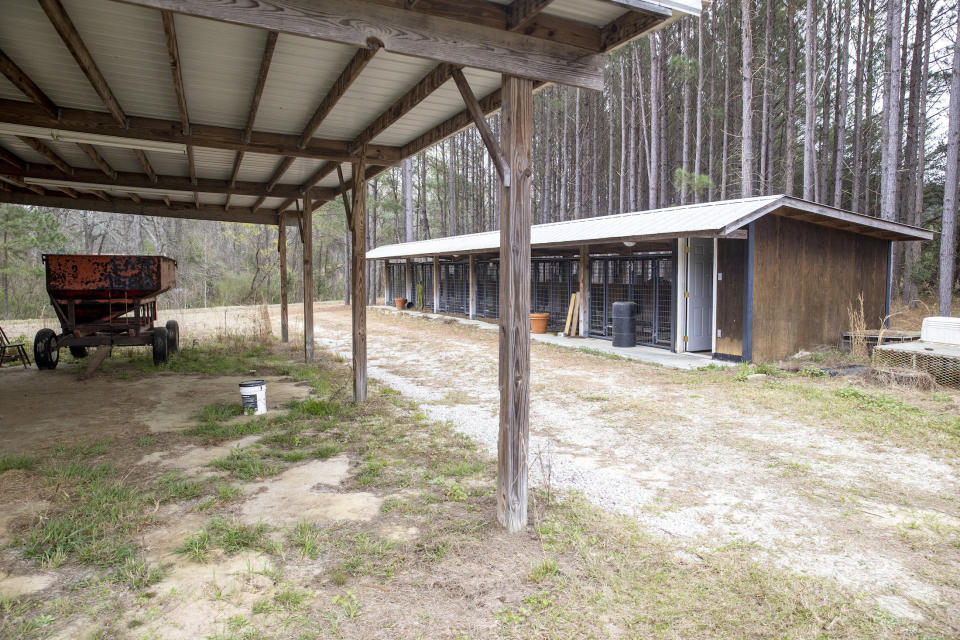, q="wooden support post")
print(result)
[278,213,288,342]
[433,255,440,311]
[351,158,368,402]
[497,75,533,533]
[303,190,314,362]
[468,254,477,319]
[579,244,589,337]
[405,259,413,302]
